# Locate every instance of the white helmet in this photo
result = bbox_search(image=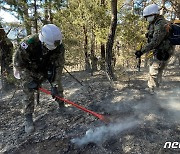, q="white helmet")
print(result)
[143,4,160,17]
[39,24,62,50]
